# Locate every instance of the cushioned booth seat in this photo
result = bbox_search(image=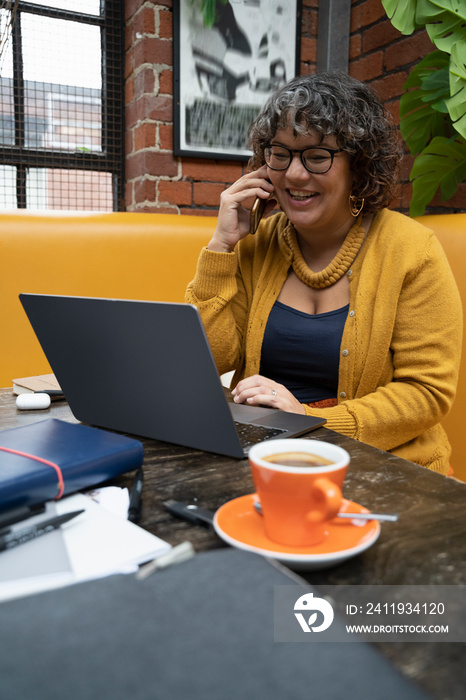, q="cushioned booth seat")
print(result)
[1,210,464,480]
